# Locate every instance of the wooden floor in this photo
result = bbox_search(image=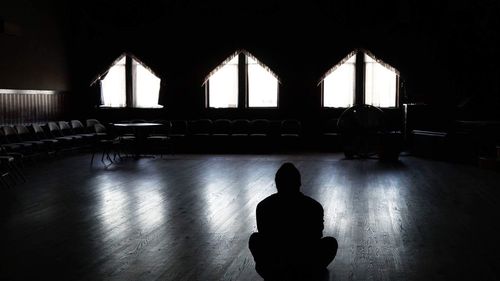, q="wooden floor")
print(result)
[1,152,500,281]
